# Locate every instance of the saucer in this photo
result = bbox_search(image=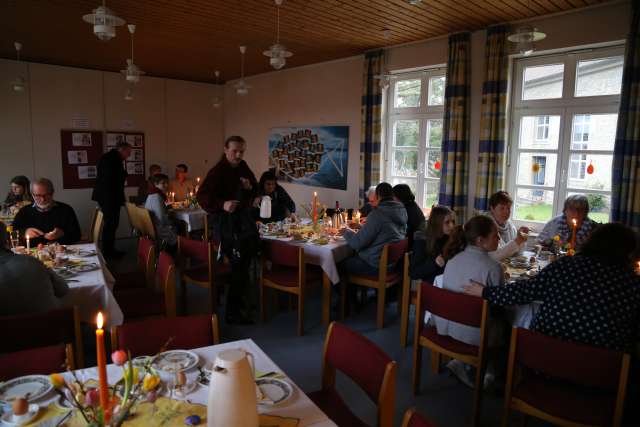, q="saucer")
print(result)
[1,404,39,426]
